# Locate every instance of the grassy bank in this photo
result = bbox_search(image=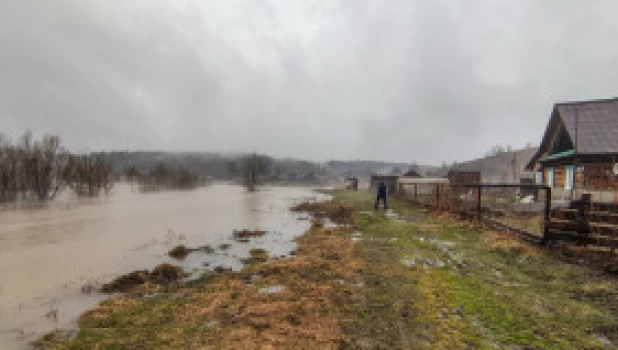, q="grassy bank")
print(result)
[40,190,618,349]
[337,190,618,349]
